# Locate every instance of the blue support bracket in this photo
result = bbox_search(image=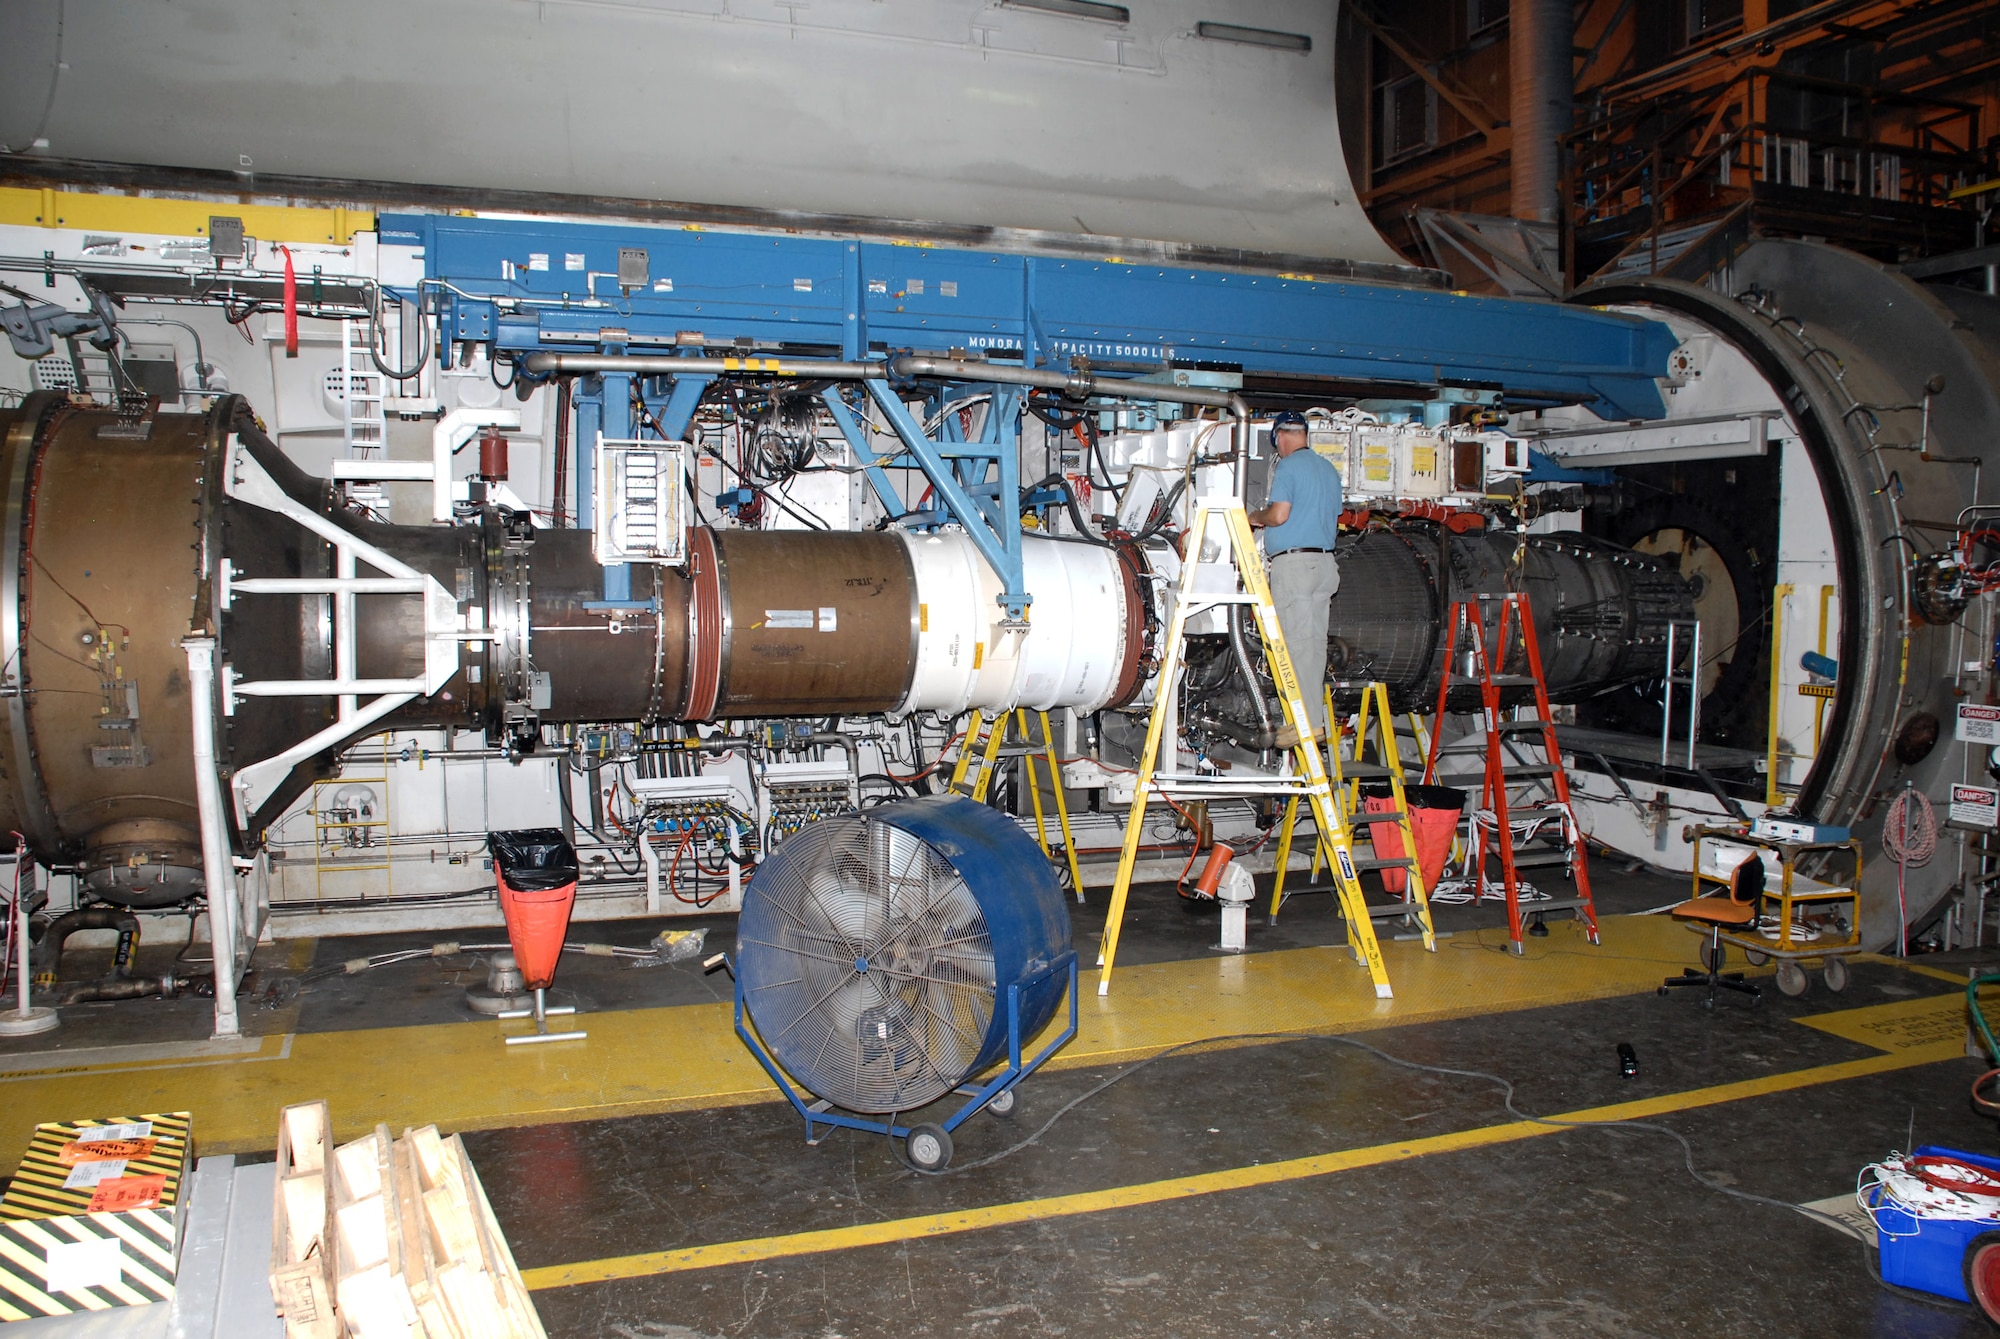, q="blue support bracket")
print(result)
[866,381,1031,621]
[574,367,704,612]
[657,370,712,439]
[818,387,907,519]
